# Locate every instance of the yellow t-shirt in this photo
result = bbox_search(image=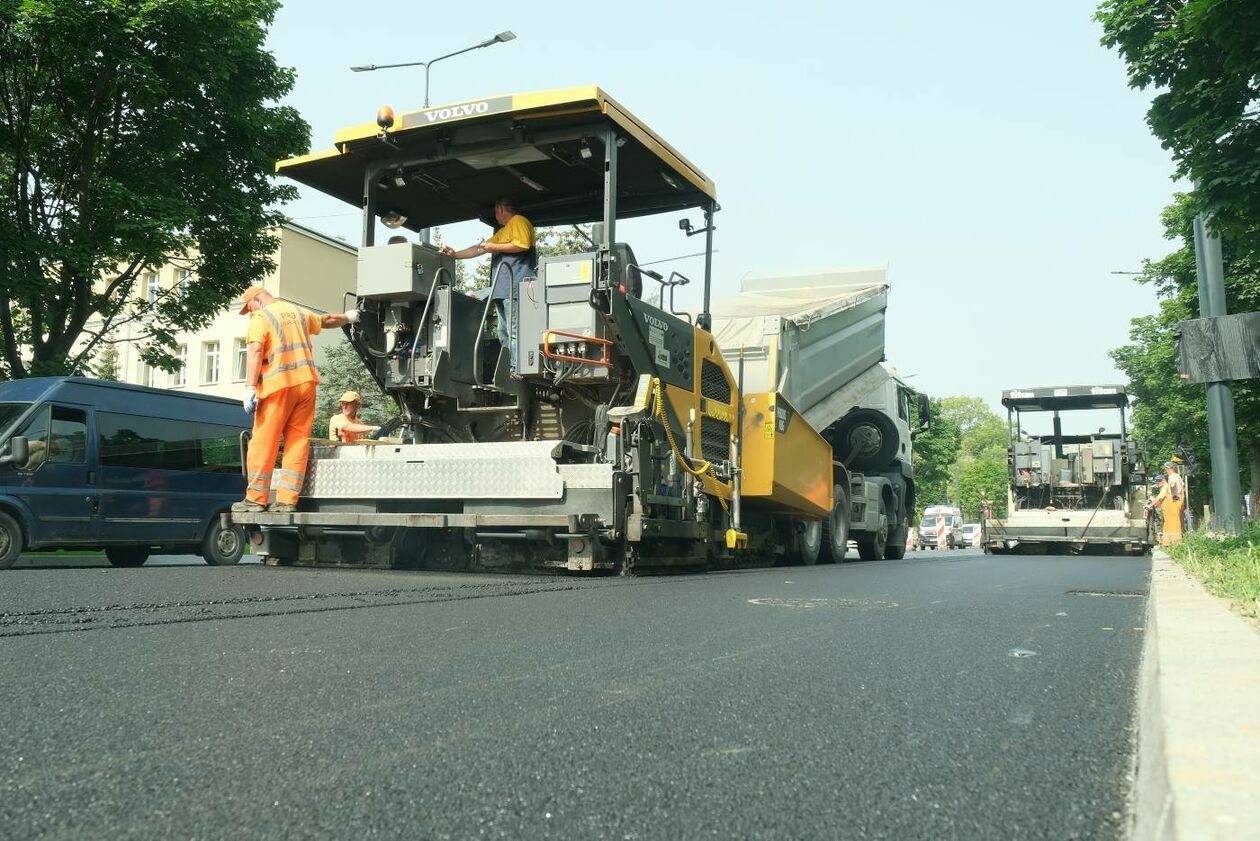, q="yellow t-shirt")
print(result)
[487,213,534,250]
[328,412,363,443]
